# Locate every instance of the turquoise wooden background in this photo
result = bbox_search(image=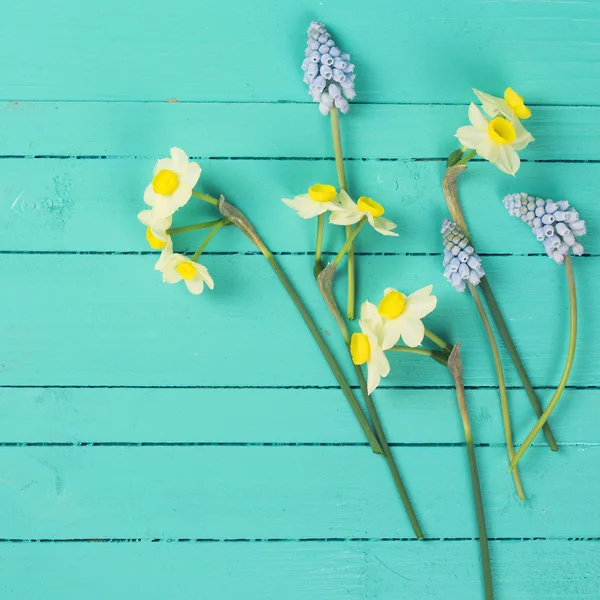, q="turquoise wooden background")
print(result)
[1,1,599,598]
